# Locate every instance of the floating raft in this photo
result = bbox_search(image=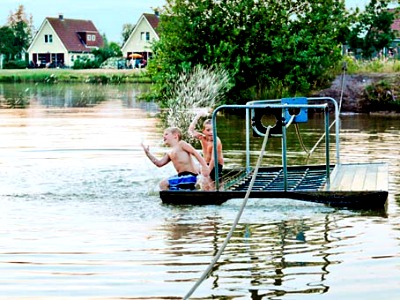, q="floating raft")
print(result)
[160,163,388,209]
[160,98,389,210]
